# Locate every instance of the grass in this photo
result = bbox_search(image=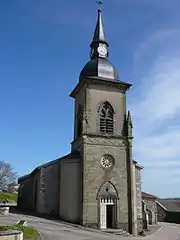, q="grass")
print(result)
[0,192,18,203]
[0,224,38,240]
